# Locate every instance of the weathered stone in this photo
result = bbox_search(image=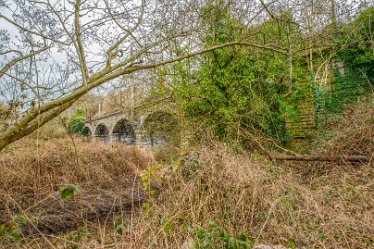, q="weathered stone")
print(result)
[83,110,178,148]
